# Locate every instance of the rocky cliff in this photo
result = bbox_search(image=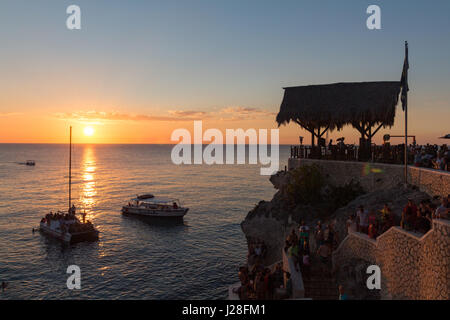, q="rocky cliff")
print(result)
[241,166,432,266]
